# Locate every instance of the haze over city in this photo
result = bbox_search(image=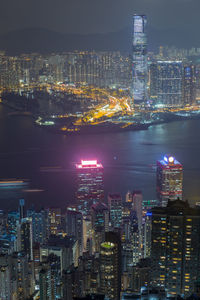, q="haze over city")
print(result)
[0,1,200,300]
